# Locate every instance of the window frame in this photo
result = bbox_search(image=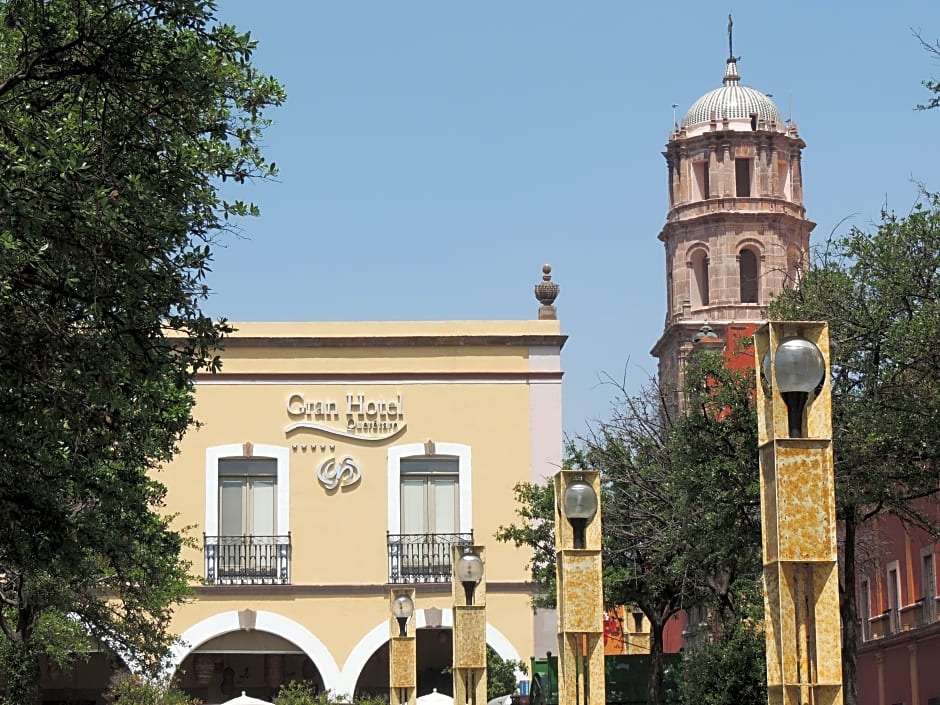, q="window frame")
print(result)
[922,548,937,625]
[387,443,472,536]
[859,575,872,641]
[887,560,902,634]
[738,246,760,304]
[205,444,290,539]
[688,247,710,308]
